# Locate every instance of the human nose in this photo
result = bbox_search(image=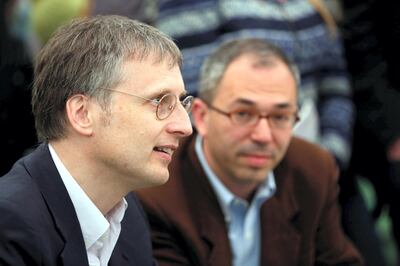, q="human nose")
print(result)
[167,103,193,137]
[249,117,273,143]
